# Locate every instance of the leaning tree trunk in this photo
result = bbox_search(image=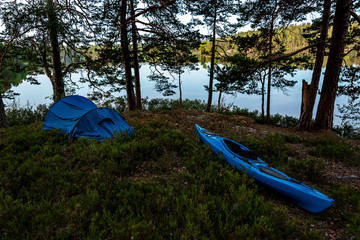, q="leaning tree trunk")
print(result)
[261,74,266,122]
[130,0,142,110]
[266,18,274,123]
[315,0,351,130]
[47,0,64,102]
[298,0,331,131]
[205,1,217,112]
[0,95,8,128]
[120,0,136,111]
[178,71,182,108]
[218,90,222,113]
